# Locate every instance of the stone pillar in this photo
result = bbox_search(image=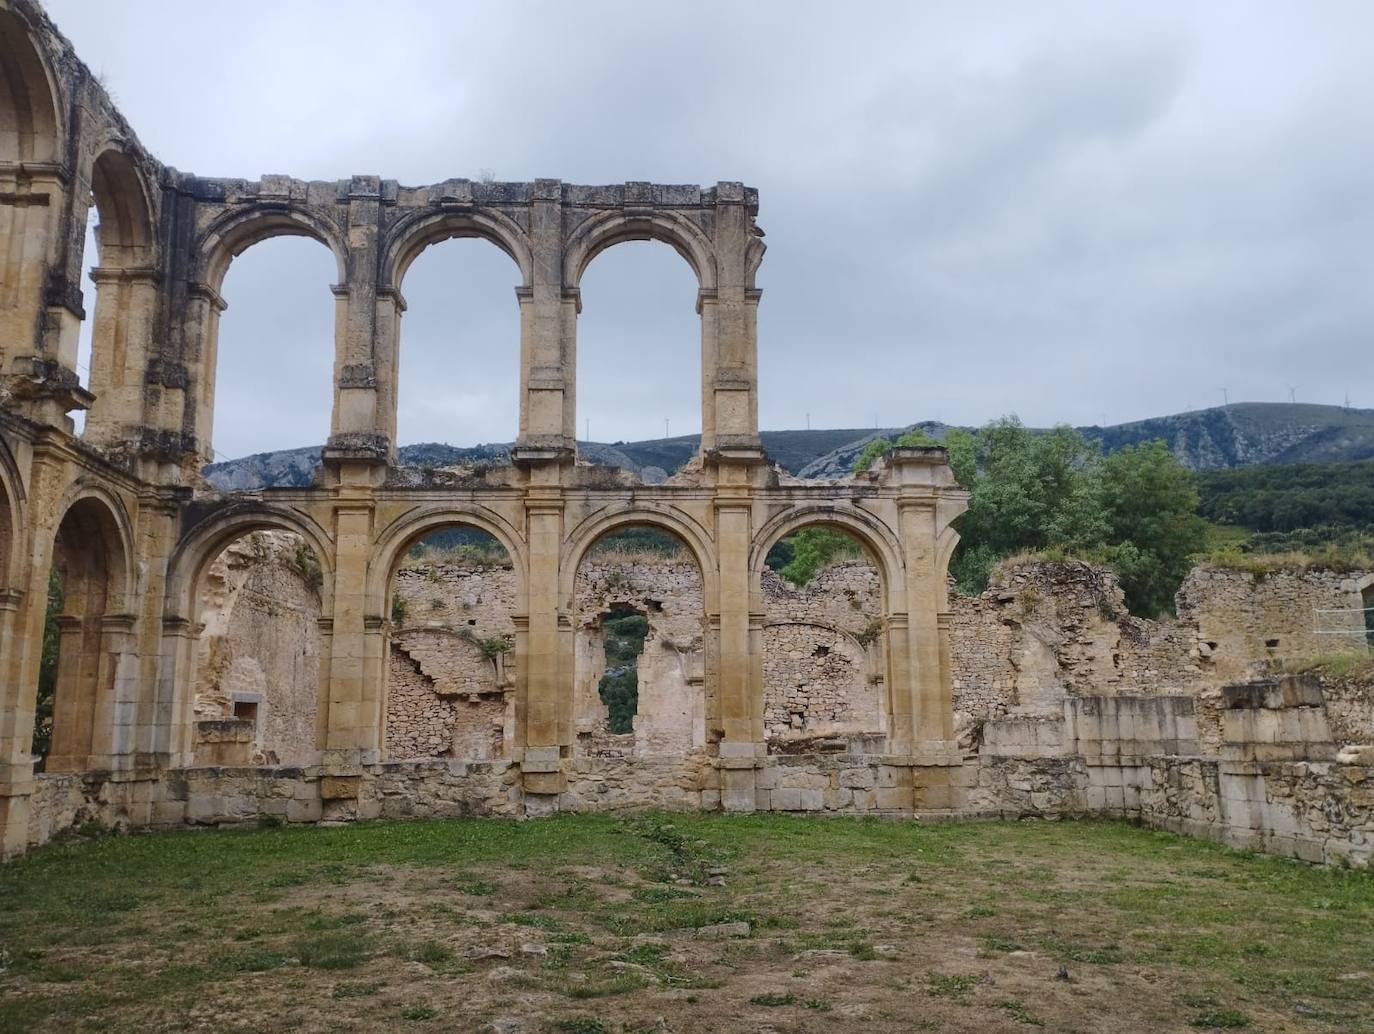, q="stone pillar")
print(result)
[714,474,762,810]
[703,182,762,455]
[0,584,32,857]
[328,176,389,460]
[182,283,227,467]
[518,178,574,454]
[884,447,967,778]
[82,268,160,451]
[1,169,91,431]
[521,479,566,808]
[129,497,181,769]
[321,483,380,760]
